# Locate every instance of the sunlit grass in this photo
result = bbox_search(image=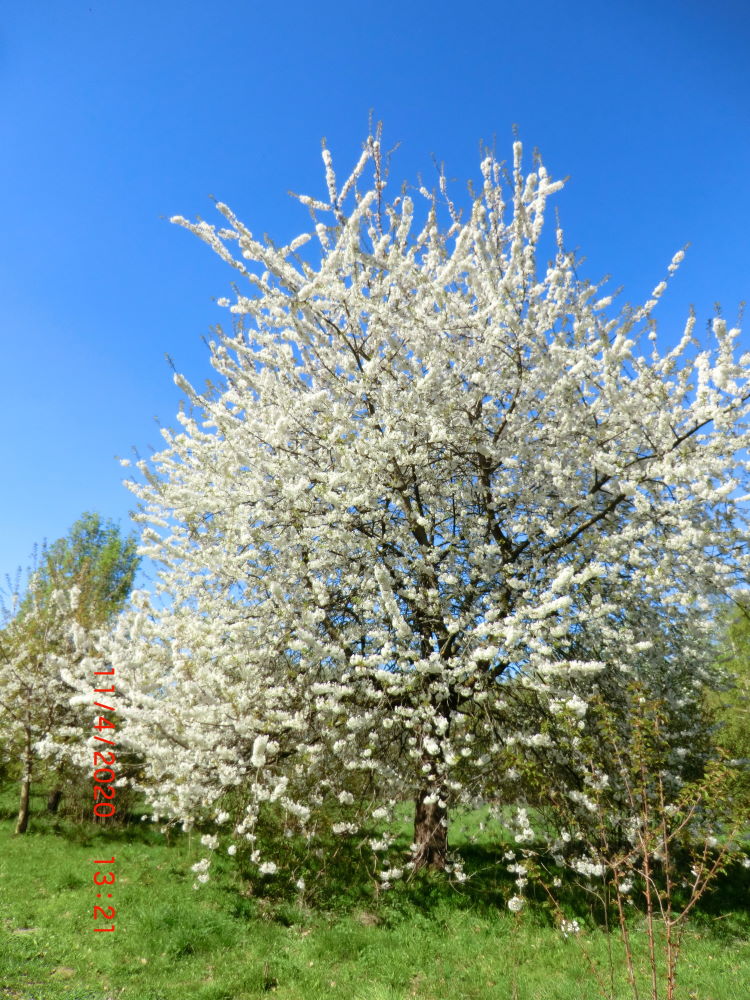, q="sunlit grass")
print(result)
[0,786,747,999]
